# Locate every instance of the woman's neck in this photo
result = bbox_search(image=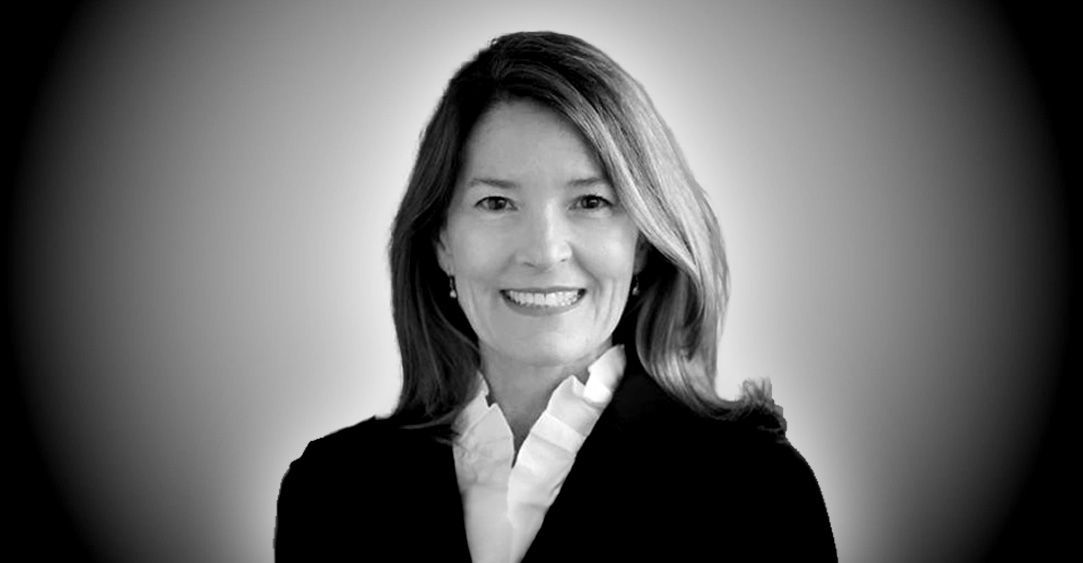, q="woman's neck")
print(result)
[479,345,606,453]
